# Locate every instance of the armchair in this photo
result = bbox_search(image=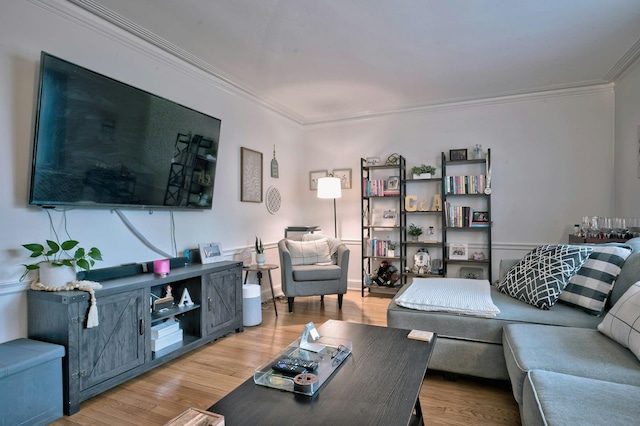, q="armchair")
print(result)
[278,234,350,312]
